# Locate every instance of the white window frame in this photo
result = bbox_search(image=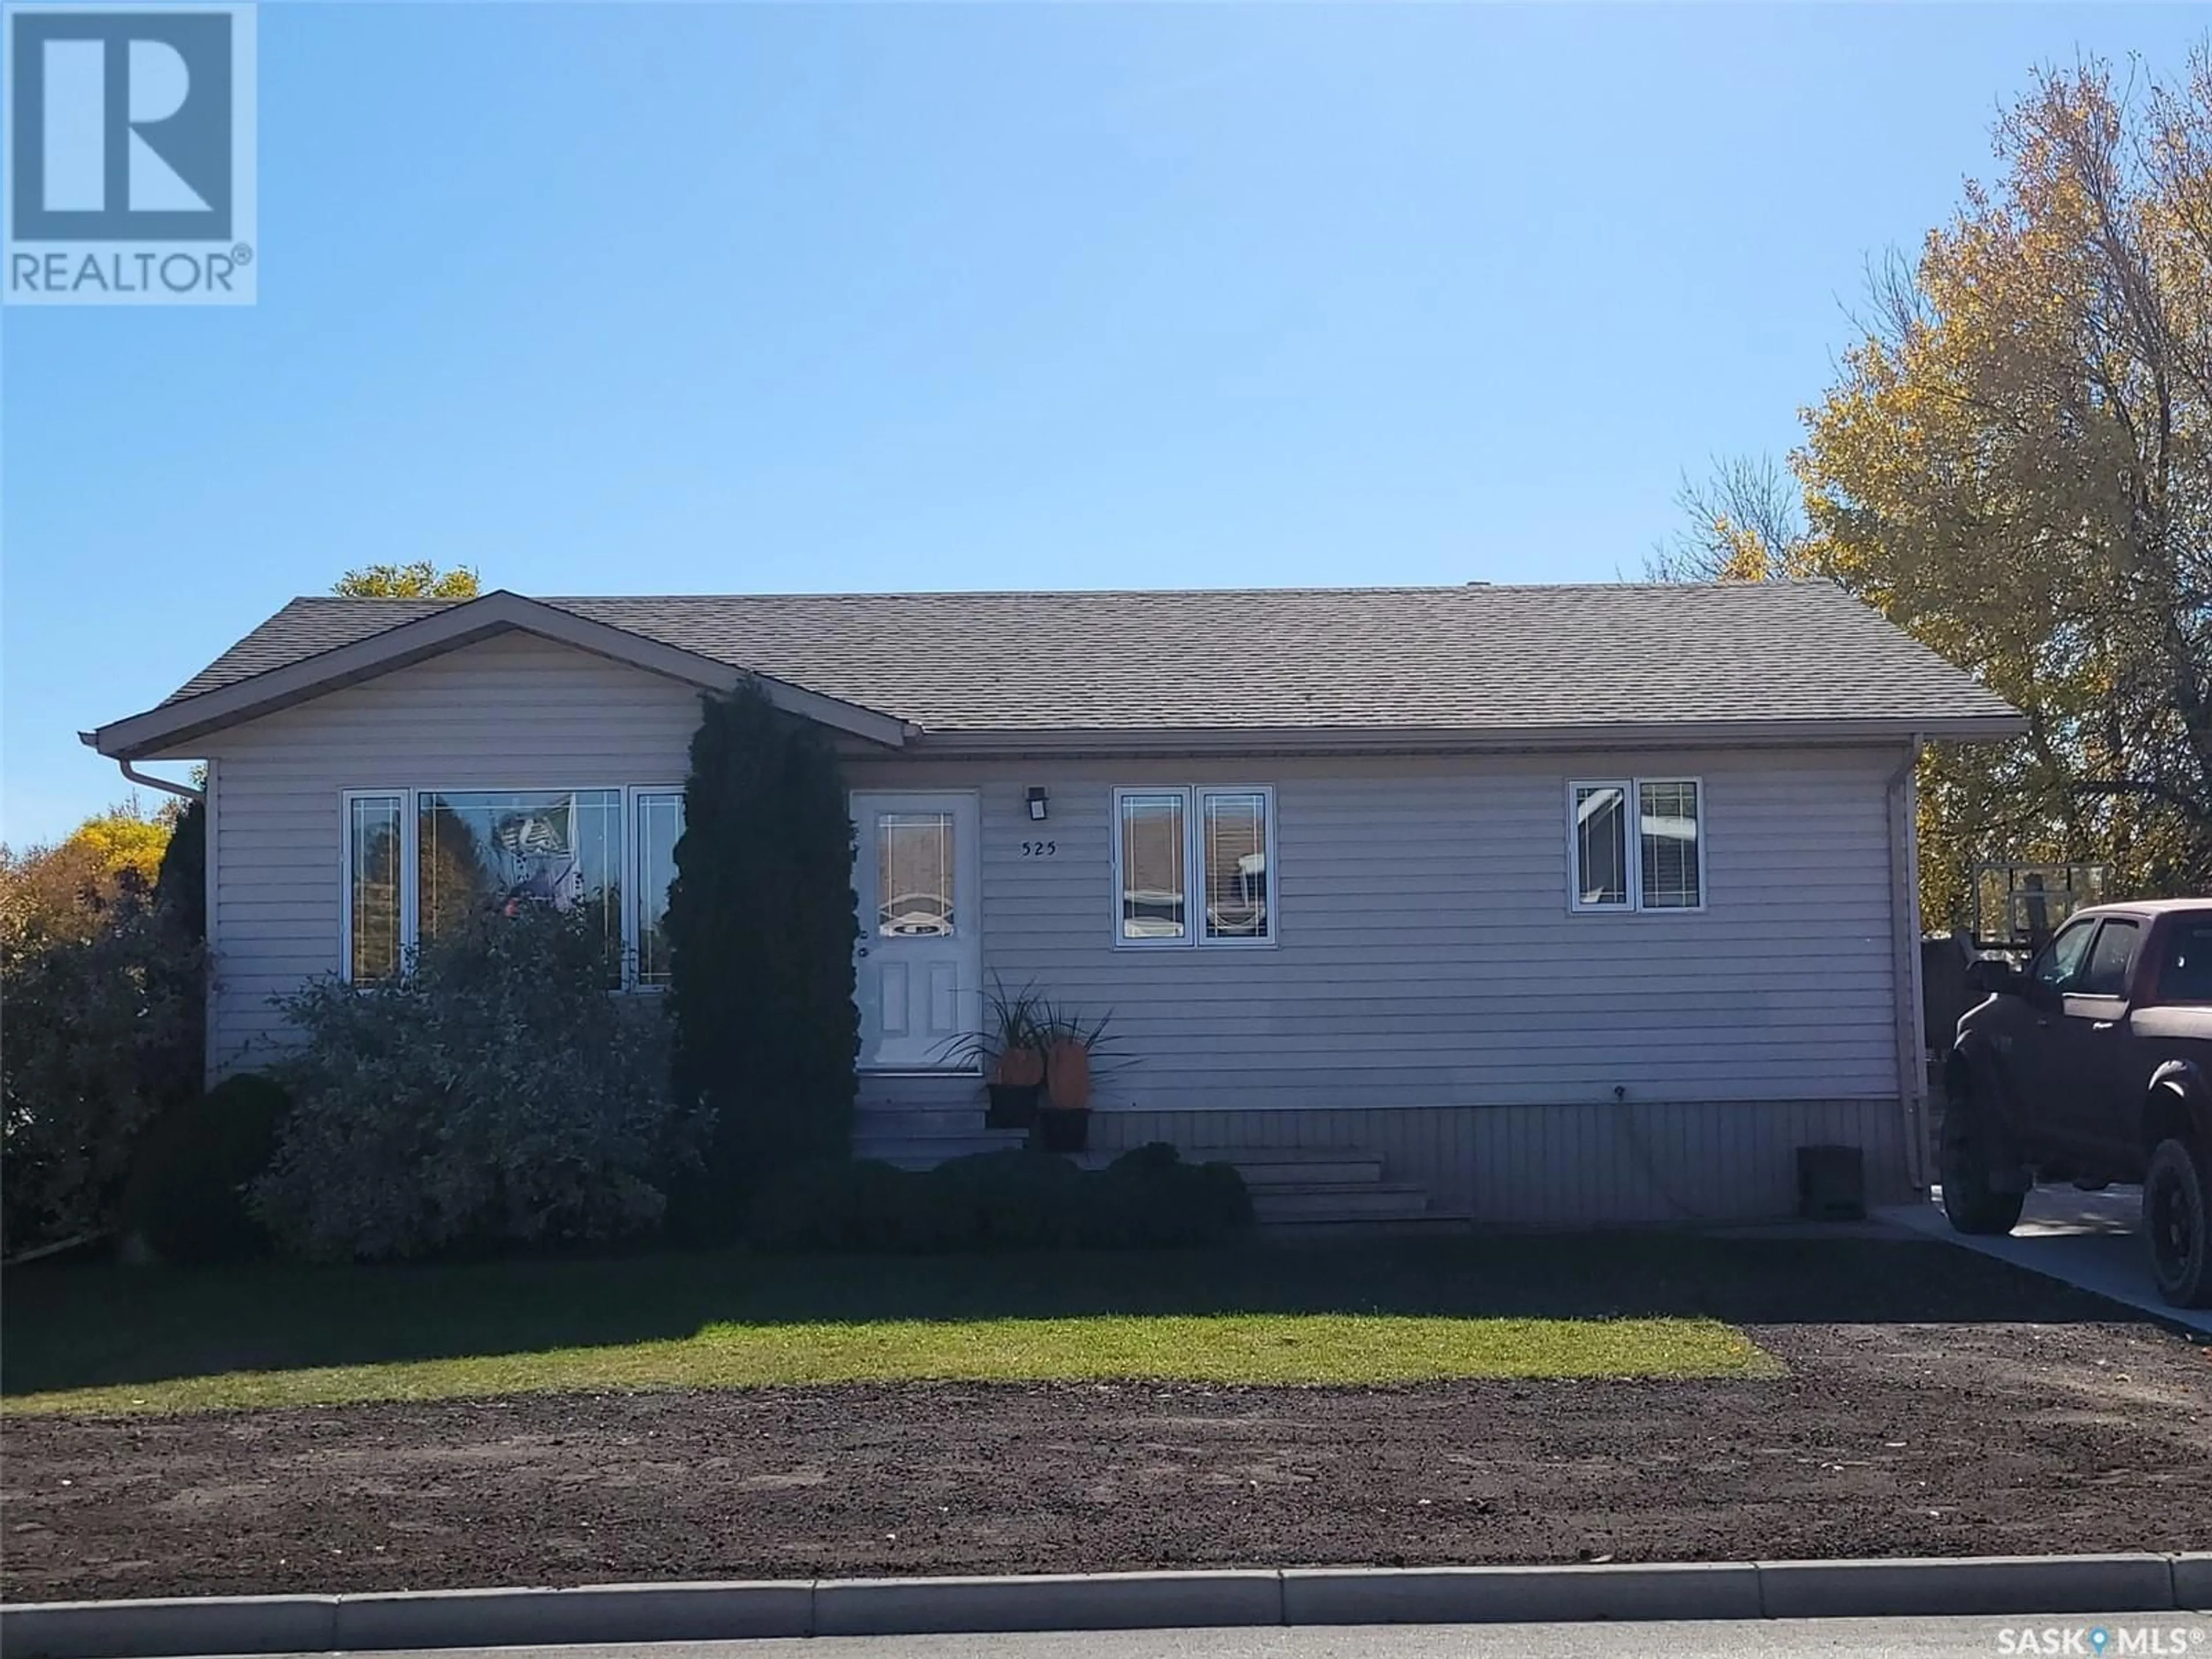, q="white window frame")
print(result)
[627,785,686,992]
[1111,785,1279,950]
[339,785,685,989]
[339,787,411,984]
[1565,776,1706,916]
